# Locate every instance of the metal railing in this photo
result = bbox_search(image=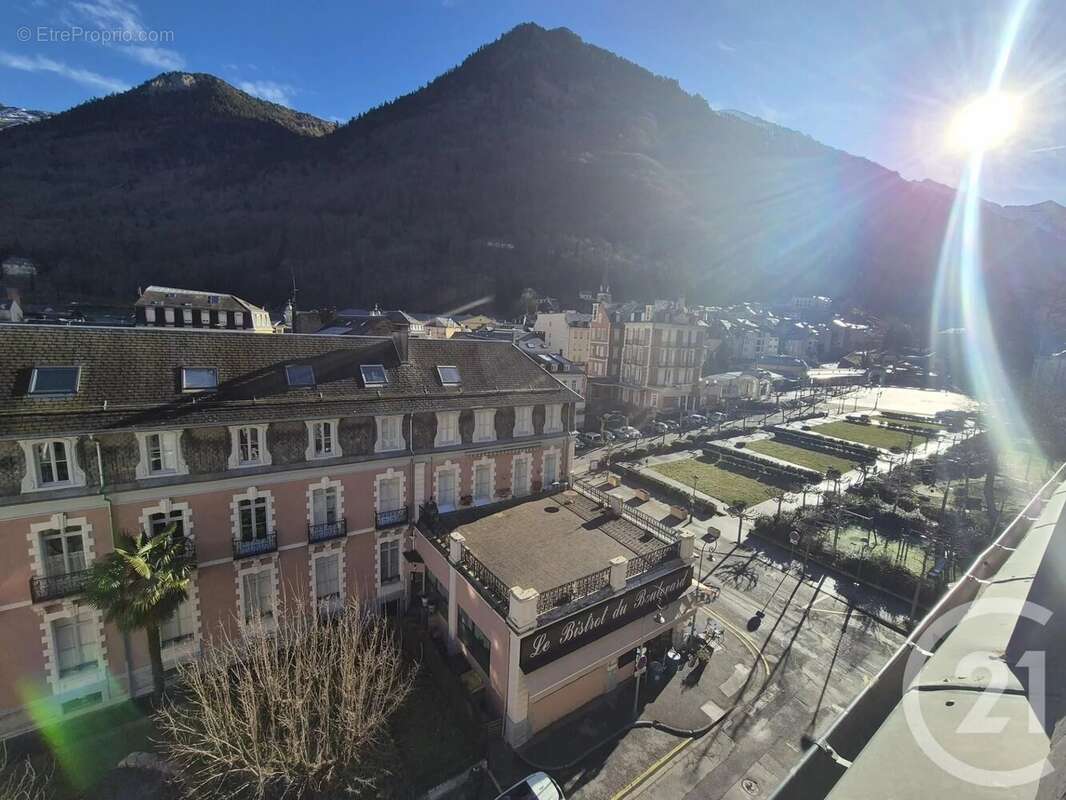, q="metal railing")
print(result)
[308,518,347,543]
[30,569,91,603]
[232,531,278,559]
[537,566,612,615]
[459,547,510,613]
[626,541,681,579]
[174,536,197,565]
[376,506,409,529]
[574,478,676,544]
